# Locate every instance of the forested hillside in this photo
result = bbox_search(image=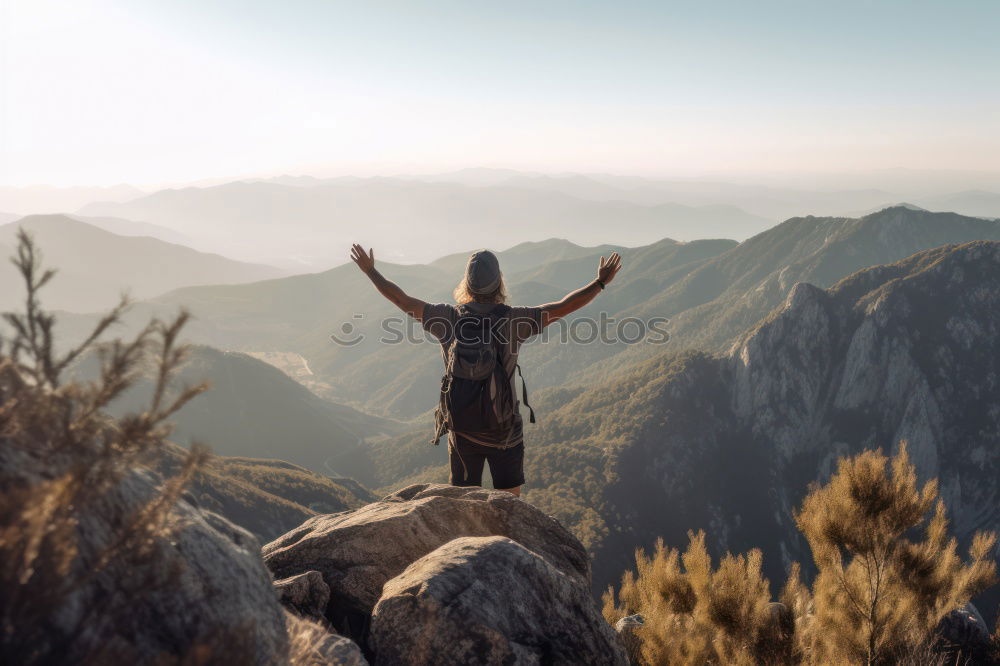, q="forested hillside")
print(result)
[156,441,376,543]
[71,346,404,475]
